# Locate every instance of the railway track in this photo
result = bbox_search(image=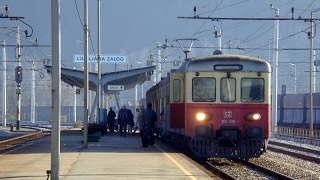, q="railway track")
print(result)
[241,161,295,180]
[182,140,319,179]
[204,158,296,180]
[202,143,320,180]
[249,141,320,179]
[269,140,320,155]
[268,141,320,164]
[0,131,48,151]
[203,161,238,180]
[0,124,74,152]
[157,136,298,179]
